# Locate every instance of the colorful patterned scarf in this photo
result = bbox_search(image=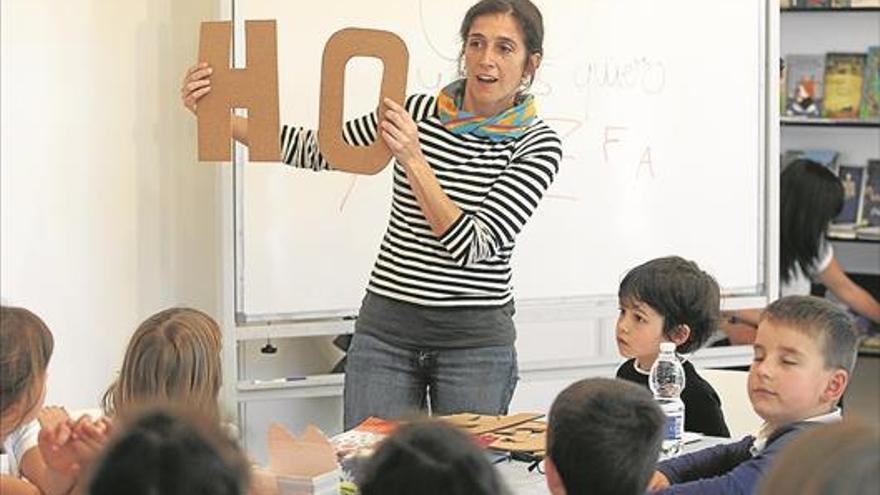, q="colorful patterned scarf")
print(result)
[436,79,536,141]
